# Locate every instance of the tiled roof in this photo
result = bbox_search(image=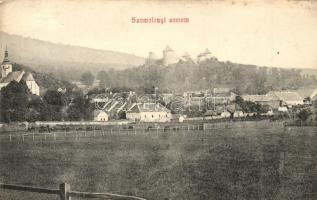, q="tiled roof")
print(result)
[93,110,107,117]
[22,72,35,81]
[267,91,303,102]
[242,94,279,102]
[127,103,170,113]
[295,88,317,99]
[213,88,230,94]
[311,89,317,100]
[0,71,24,83]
